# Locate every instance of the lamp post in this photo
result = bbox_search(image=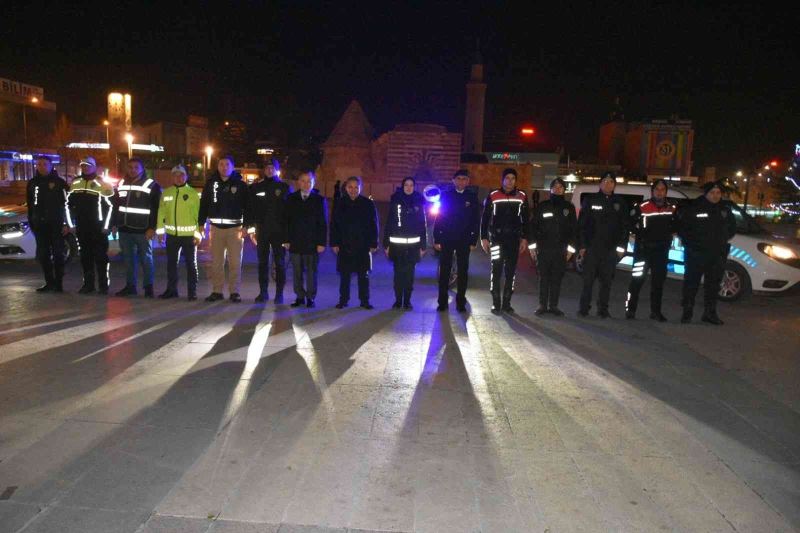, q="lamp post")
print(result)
[125,133,134,160]
[103,120,110,143]
[204,145,213,177]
